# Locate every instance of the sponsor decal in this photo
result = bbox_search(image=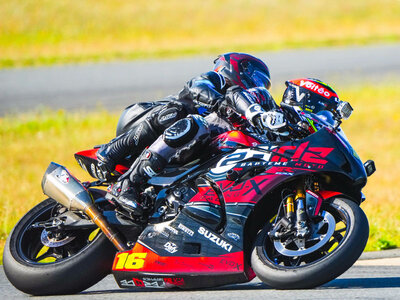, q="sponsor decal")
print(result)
[120,279,135,287]
[227,232,240,241]
[211,146,276,175]
[159,112,178,123]
[164,242,178,253]
[132,278,145,287]
[133,123,144,146]
[56,169,70,184]
[164,277,185,286]
[165,225,179,235]
[220,258,242,271]
[142,277,165,288]
[275,171,294,176]
[299,80,333,99]
[114,252,147,270]
[198,227,233,252]
[131,277,166,288]
[178,223,194,236]
[293,84,307,103]
[271,142,334,165]
[213,142,333,173]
